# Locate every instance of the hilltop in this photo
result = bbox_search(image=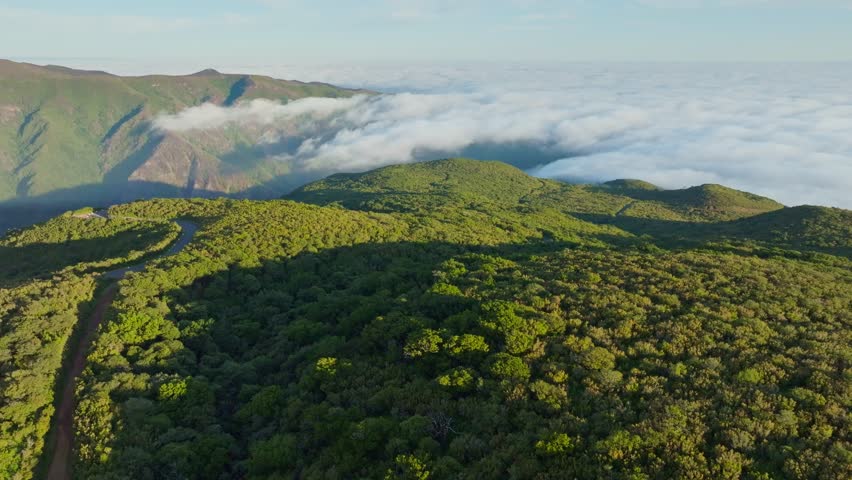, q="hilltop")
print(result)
[293,158,783,220]
[290,159,549,211]
[602,178,660,191]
